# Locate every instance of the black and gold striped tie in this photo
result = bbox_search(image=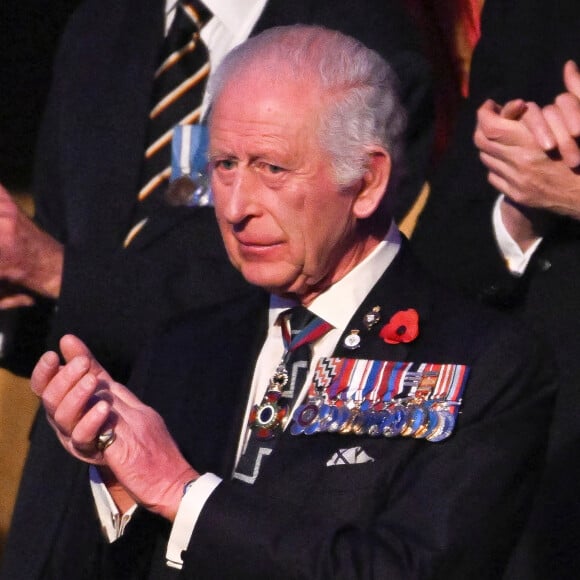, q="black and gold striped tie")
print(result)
[138,1,211,204]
